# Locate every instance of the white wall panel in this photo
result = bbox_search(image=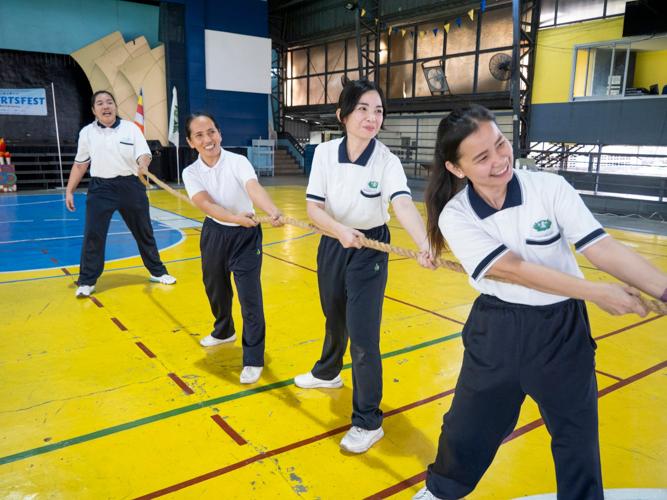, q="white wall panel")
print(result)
[205,30,271,94]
